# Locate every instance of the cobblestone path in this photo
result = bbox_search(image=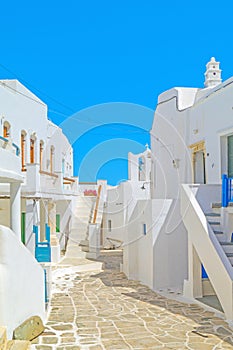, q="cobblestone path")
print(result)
[31,252,233,349]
